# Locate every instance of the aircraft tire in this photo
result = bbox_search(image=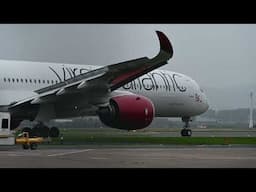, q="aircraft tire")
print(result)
[181,129,192,137]
[187,129,192,137]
